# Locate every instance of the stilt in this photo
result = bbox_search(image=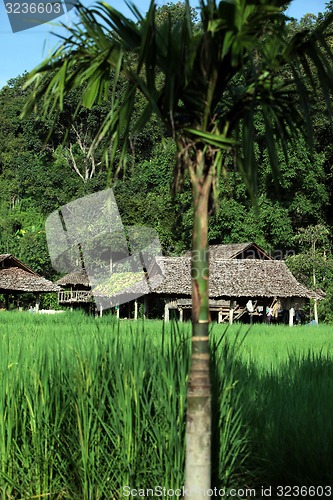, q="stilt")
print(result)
[144,296,148,319]
[218,310,223,323]
[35,293,40,313]
[116,306,120,319]
[134,299,138,320]
[179,307,183,322]
[229,300,235,325]
[289,307,294,327]
[164,301,170,322]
